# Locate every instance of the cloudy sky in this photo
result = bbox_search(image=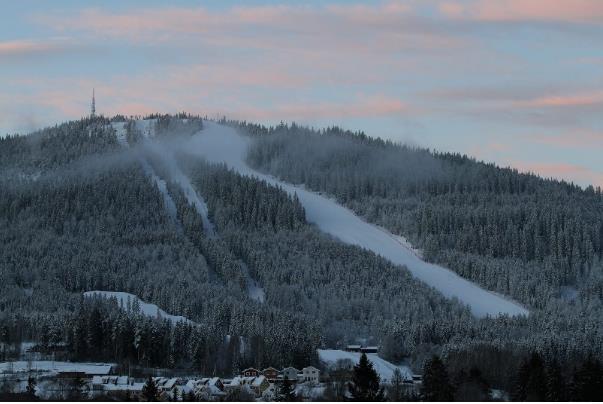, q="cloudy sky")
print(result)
[1,0,602,187]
